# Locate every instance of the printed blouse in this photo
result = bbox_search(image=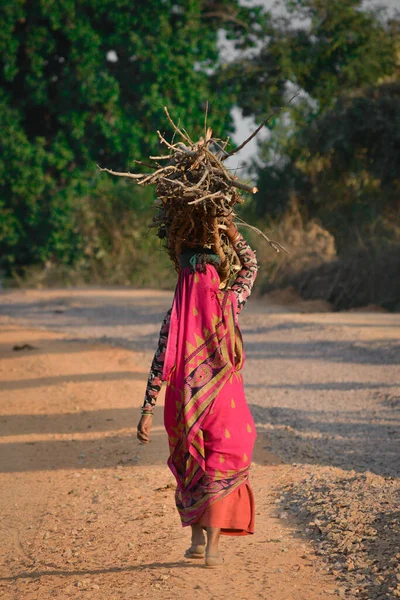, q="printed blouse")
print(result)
[141,233,258,413]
